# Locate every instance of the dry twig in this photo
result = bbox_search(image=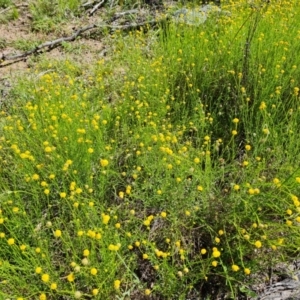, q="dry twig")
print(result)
[0,6,12,14]
[89,0,106,16]
[0,24,96,64]
[112,9,140,20]
[81,0,98,8]
[0,19,159,68]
